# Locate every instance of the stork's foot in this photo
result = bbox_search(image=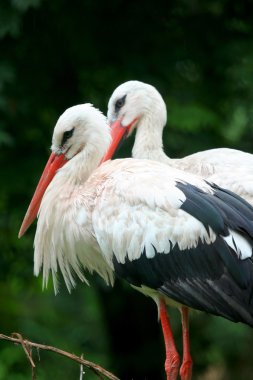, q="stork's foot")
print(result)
[179,358,193,380]
[165,352,180,380]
